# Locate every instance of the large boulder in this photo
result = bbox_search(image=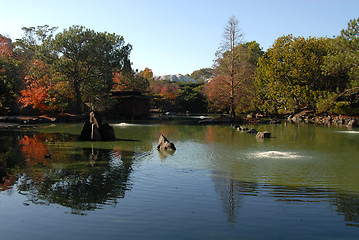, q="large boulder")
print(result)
[100,123,116,141]
[79,120,92,141]
[79,111,116,141]
[157,135,176,151]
